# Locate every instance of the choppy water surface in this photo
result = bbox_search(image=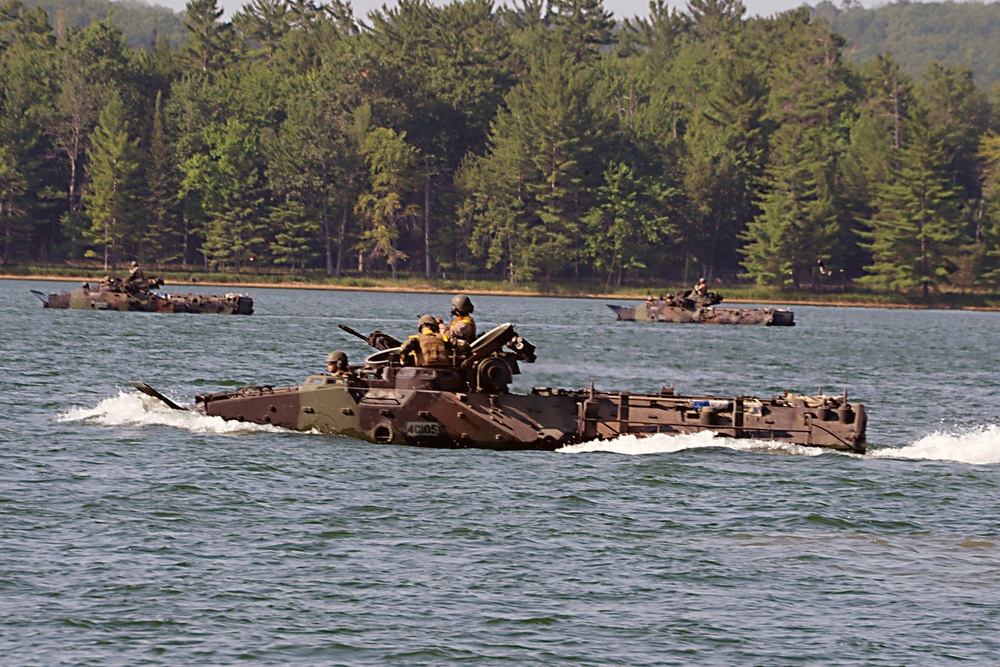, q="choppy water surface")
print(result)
[2,279,1000,665]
